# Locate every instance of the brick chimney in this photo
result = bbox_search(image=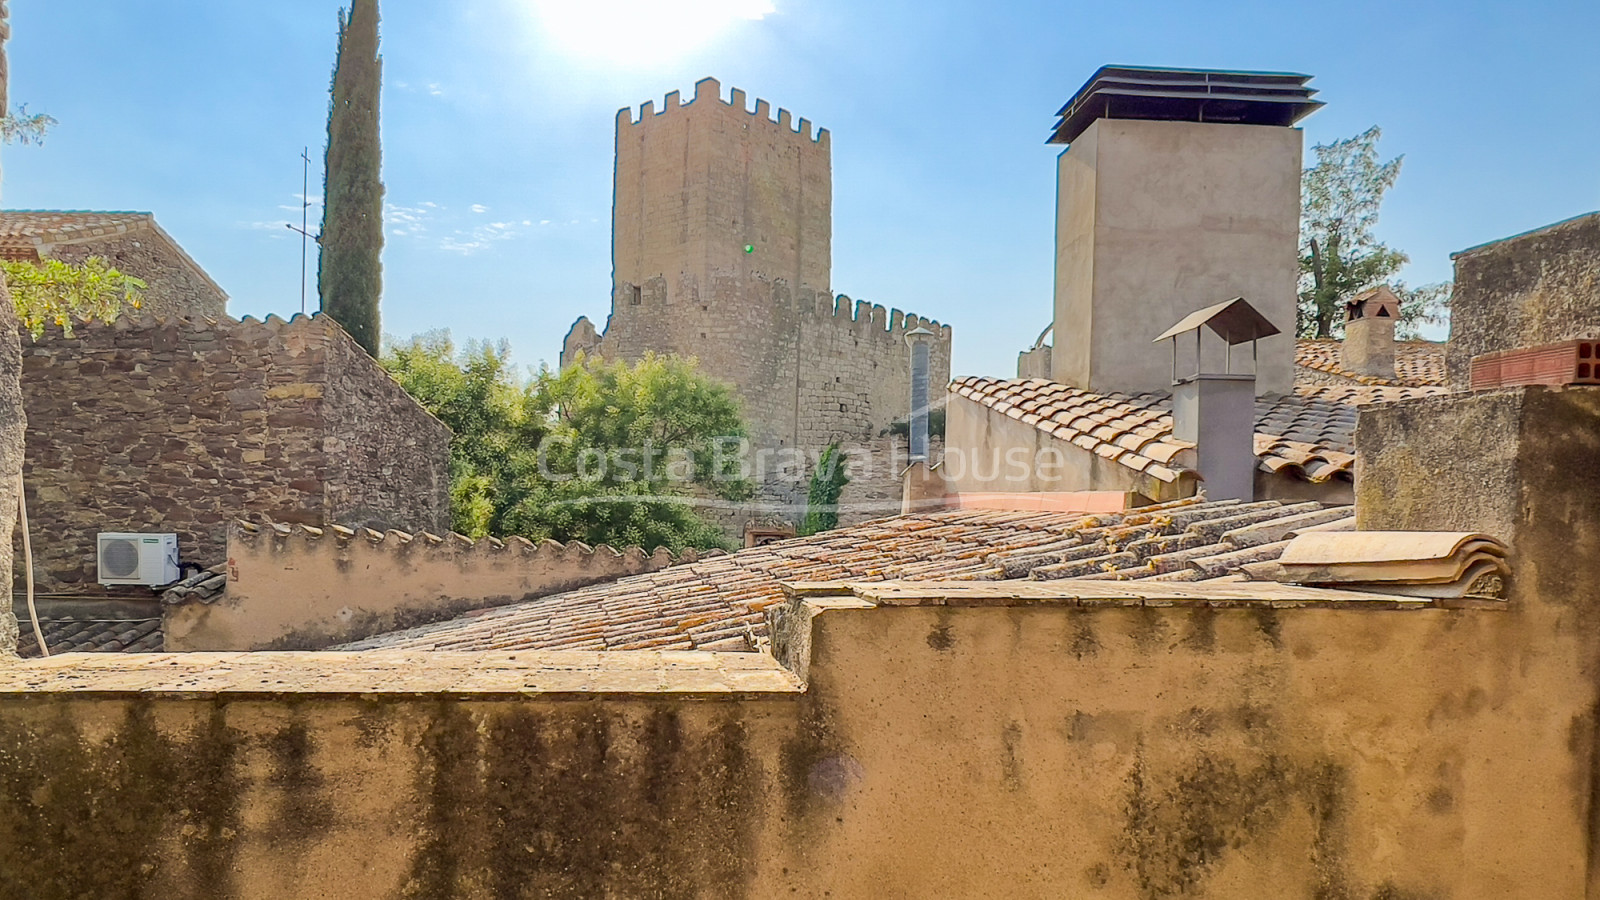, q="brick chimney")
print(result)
[1343,285,1400,379]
